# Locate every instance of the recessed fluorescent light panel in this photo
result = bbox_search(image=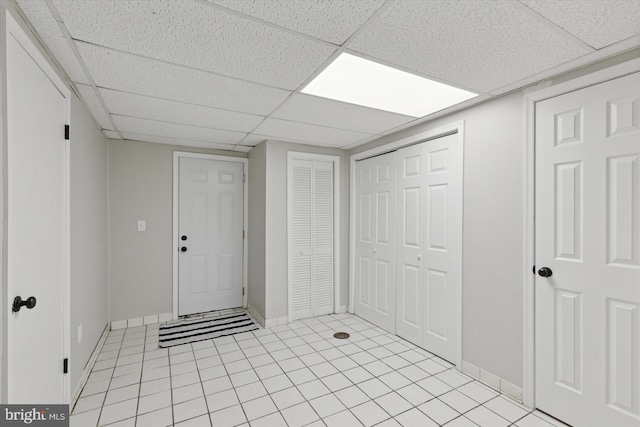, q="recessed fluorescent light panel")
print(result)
[302,53,477,118]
